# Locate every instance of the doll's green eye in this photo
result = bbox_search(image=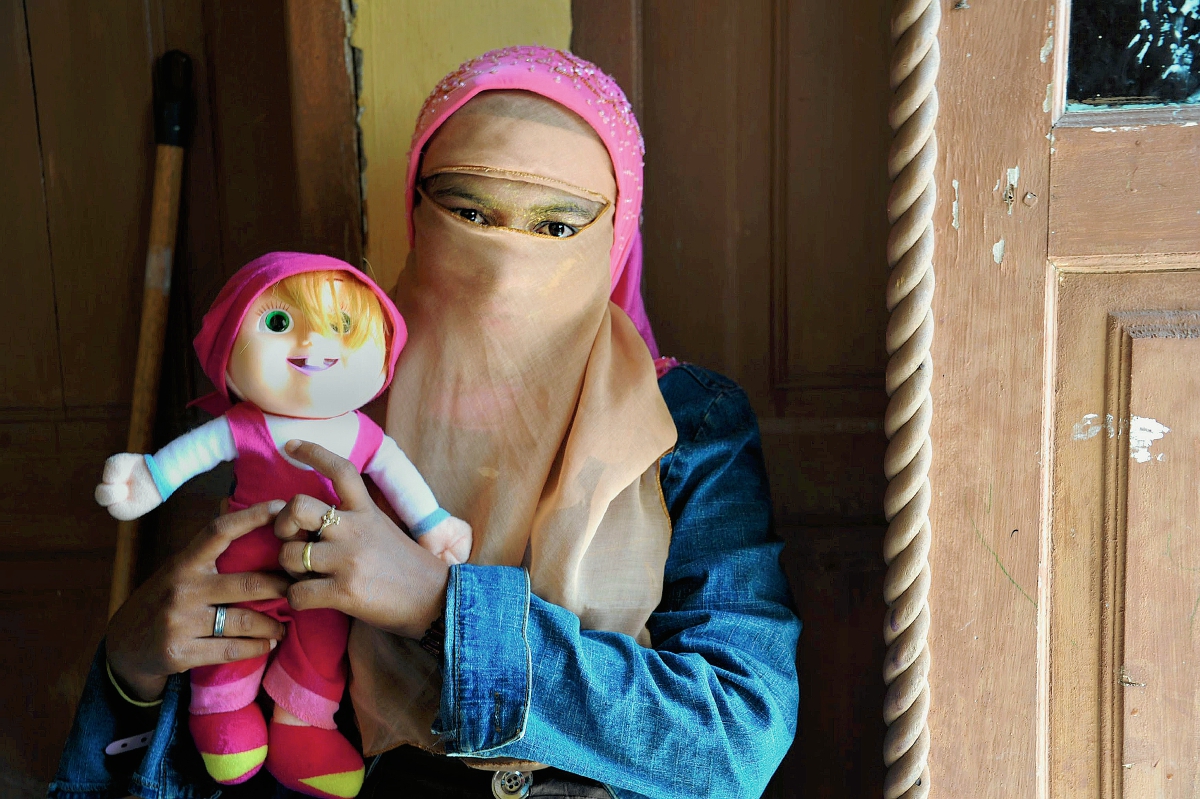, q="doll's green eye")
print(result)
[260,309,292,334]
[332,311,351,334]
